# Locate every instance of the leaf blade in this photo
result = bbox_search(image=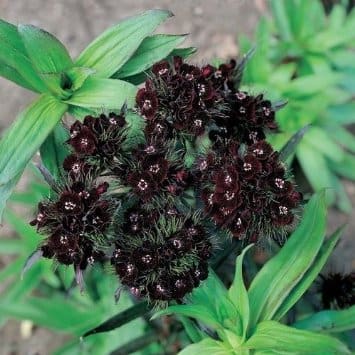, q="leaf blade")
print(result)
[0,95,67,212]
[245,320,350,354]
[247,192,327,331]
[64,77,137,109]
[75,10,173,78]
[114,34,186,78]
